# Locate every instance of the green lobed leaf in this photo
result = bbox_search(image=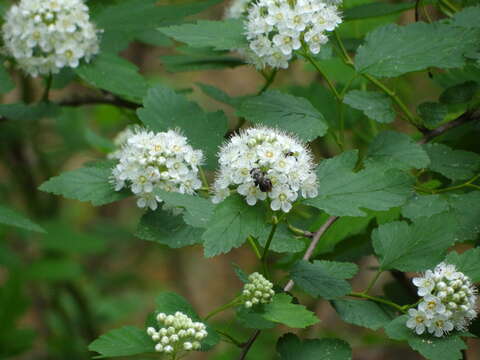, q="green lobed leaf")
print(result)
[355,22,480,78]
[424,143,480,181]
[88,326,155,358]
[201,195,268,257]
[257,222,305,254]
[385,315,467,360]
[366,131,430,170]
[137,84,228,169]
[261,293,319,328]
[160,19,248,51]
[401,194,449,220]
[75,53,148,103]
[331,299,395,330]
[372,213,457,272]
[154,189,214,228]
[0,204,44,233]
[445,248,480,283]
[343,90,395,124]
[453,6,480,28]
[237,90,328,142]
[197,83,246,108]
[305,151,414,216]
[135,209,203,249]
[417,102,448,129]
[154,292,219,350]
[290,260,358,300]
[236,306,276,330]
[39,161,130,206]
[444,192,480,242]
[276,333,352,360]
